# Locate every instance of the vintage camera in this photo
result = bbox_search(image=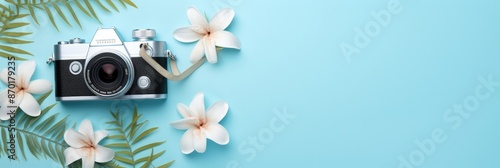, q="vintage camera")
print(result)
[53,28,168,101]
